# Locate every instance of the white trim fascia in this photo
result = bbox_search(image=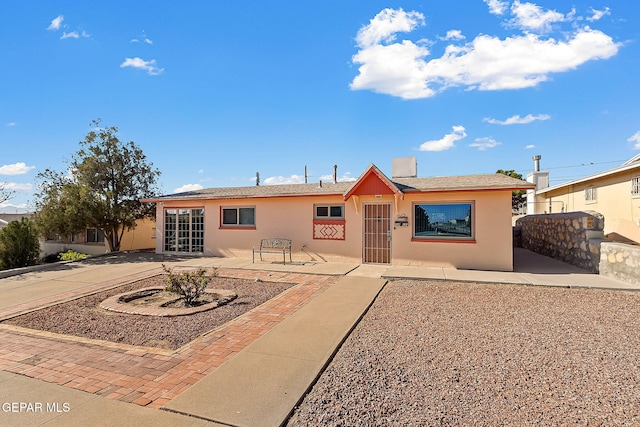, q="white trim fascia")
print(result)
[537,161,640,195]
